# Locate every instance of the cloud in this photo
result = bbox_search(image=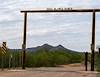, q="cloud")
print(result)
[27,20,91,35]
[27,26,72,36]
